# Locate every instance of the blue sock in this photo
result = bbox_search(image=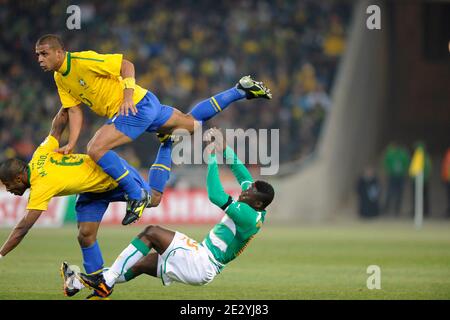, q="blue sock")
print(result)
[189,87,245,122]
[149,140,172,193]
[81,241,104,274]
[97,151,142,200]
